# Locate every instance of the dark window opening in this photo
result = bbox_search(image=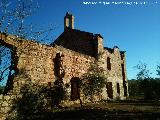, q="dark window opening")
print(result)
[106,82,113,99]
[70,77,80,101]
[121,64,125,81]
[124,85,127,96]
[54,53,61,77]
[117,83,120,94]
[120,53,124,60]
[123,81,127,97]
[121,64,127,97]
[107,57,111,70]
